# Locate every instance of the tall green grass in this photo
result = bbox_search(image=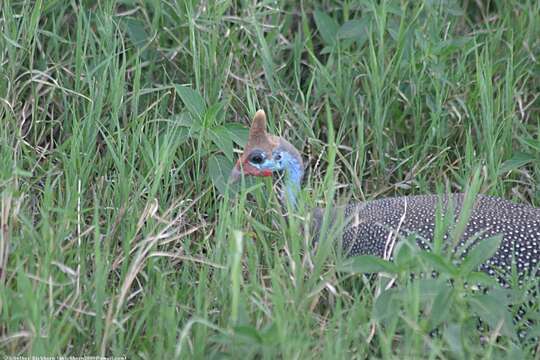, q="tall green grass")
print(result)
[1,0,539,358]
